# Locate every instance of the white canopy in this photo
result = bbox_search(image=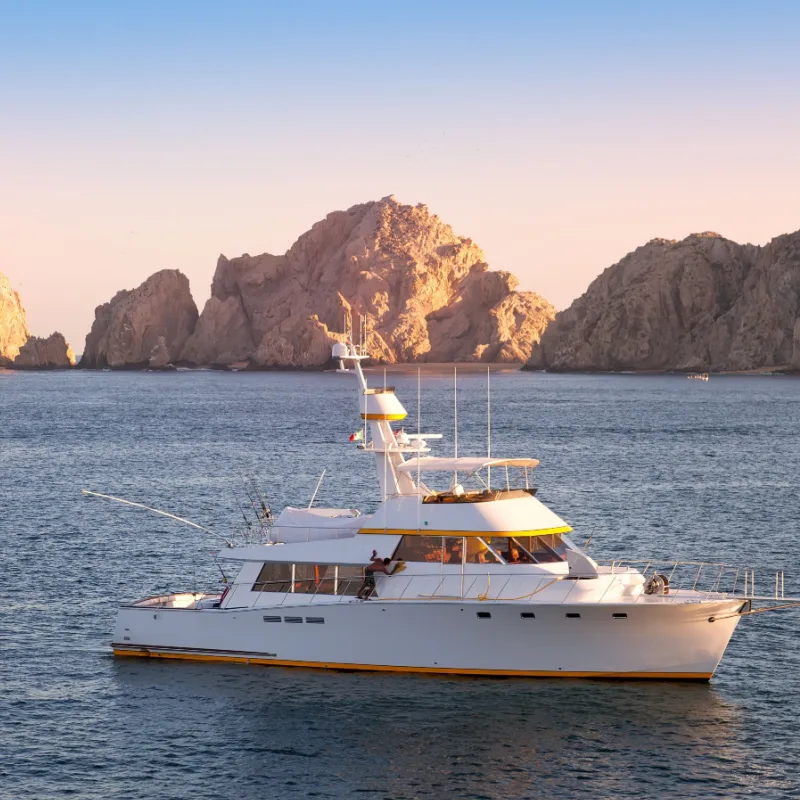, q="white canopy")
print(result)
[273,506,362,528]
[395,457,540,475]
[221,534,402,564]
